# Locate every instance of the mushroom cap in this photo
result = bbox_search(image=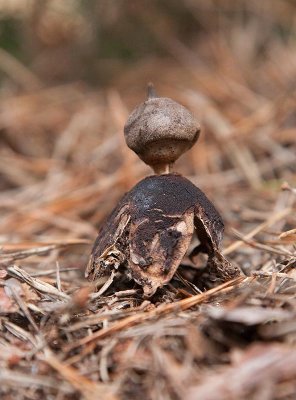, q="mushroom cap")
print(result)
[124,96,200,167]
